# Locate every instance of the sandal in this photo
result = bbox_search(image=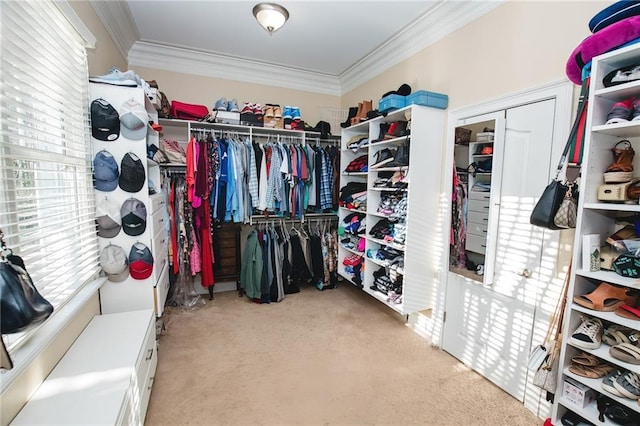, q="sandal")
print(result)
[614,371,640,399]
[604,140,635,183]
[603,325,634,346]
[616,303,640,321]
[610,343,640,365]
[569,362,614,379]
[571,352,601,366]
[573,282,640,312]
